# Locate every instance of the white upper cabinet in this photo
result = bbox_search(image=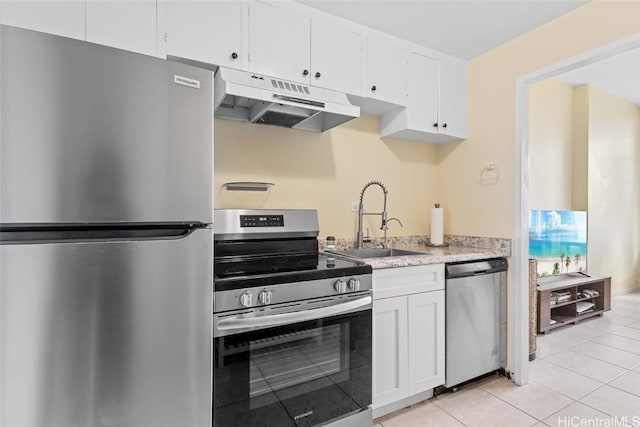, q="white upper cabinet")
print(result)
[0,1,160,57]
[407,52,439,132]
[249,0,310,84]
[366,35,408,106]
[165,0,246,69]
[248,1,363,94]
[438,56,468,139]
[86,1,157,57]
[380,51,467,143]
[310,16,363,95]
[0,0,85,40]
[1,0,467,141]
